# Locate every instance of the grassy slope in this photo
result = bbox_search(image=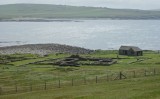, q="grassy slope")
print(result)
[0,75,160,99]
[0,4,160,19]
